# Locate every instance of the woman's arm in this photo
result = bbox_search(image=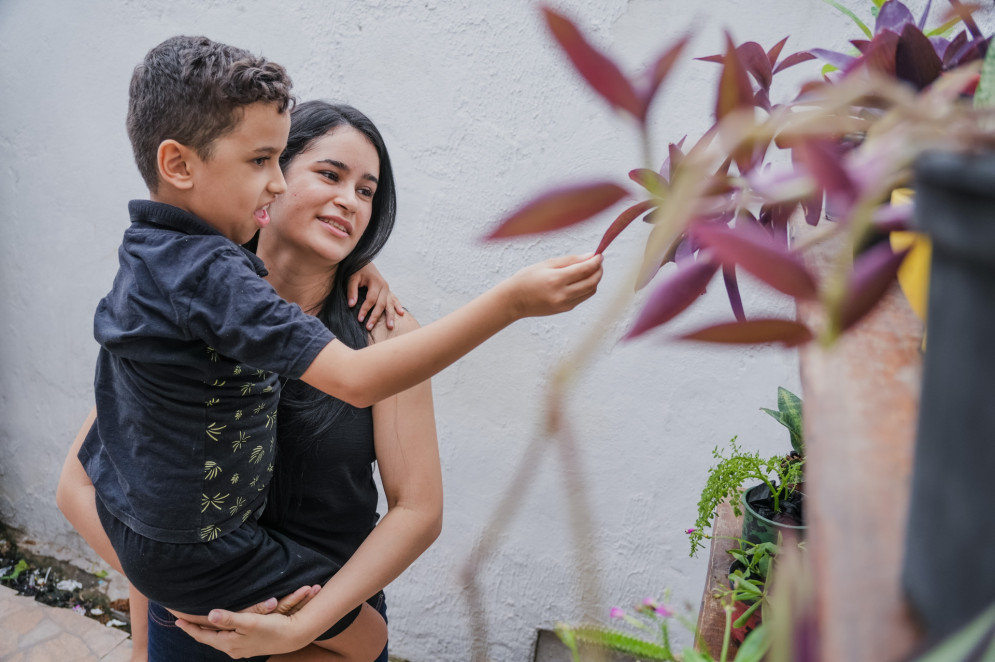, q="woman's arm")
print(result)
[301,253,602,408]
[175,311,442,656]
[56,408,149,662]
